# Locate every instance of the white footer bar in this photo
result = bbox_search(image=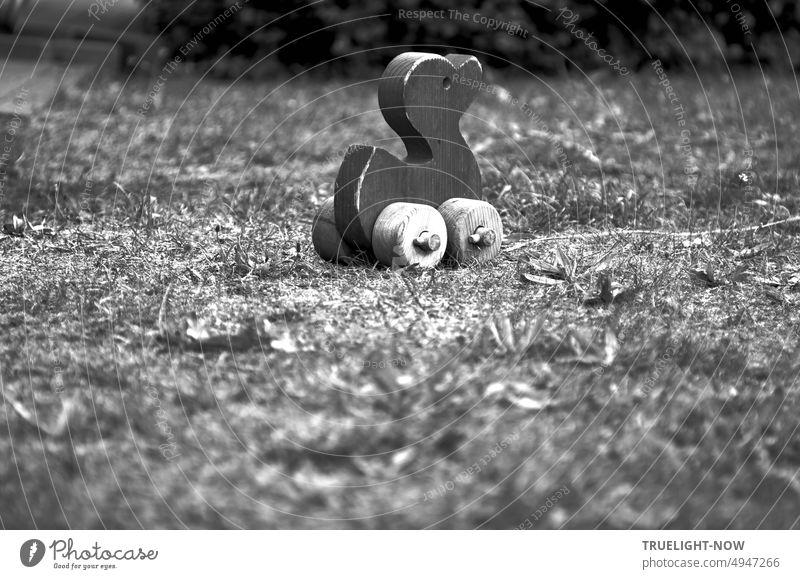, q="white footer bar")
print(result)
[1,531,797,578]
